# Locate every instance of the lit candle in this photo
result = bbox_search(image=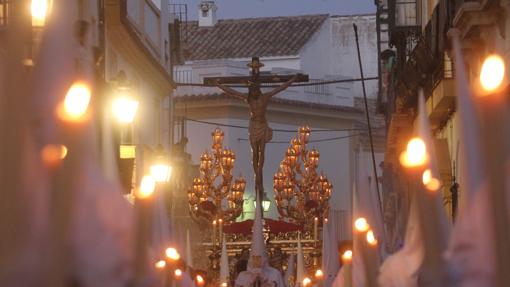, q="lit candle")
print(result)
[342,250,353,287]
[219,218,223,245]
[212,220,217,247]
[313,217,319,241]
